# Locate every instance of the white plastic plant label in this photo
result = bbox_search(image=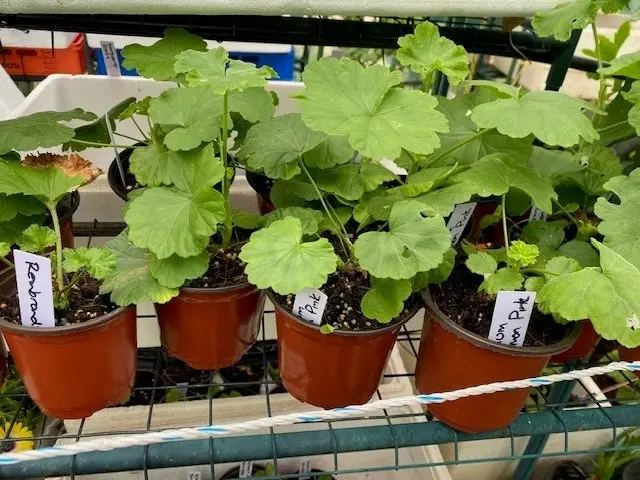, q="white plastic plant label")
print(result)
[299,458,313,480]
[186,471,202,480]
[100,40,122,77]
[13,250,55,328]
[488,291,537,347]
[238,461,254,478]
[447,202,476,245]
[528,206,548,222]
[293,288,328,325]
